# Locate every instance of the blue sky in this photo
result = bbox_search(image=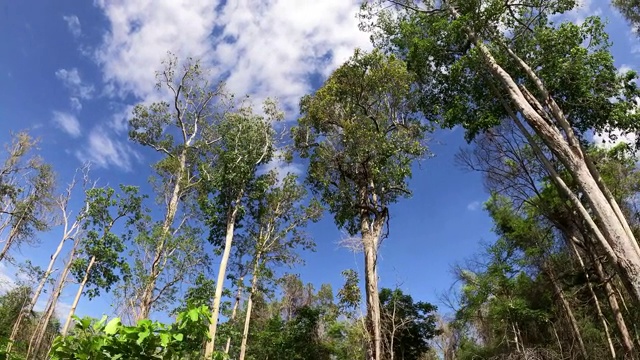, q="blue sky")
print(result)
[0,0,638,322]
